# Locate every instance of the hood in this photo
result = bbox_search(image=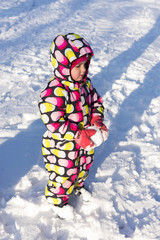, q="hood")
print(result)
[50,33,94,82]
